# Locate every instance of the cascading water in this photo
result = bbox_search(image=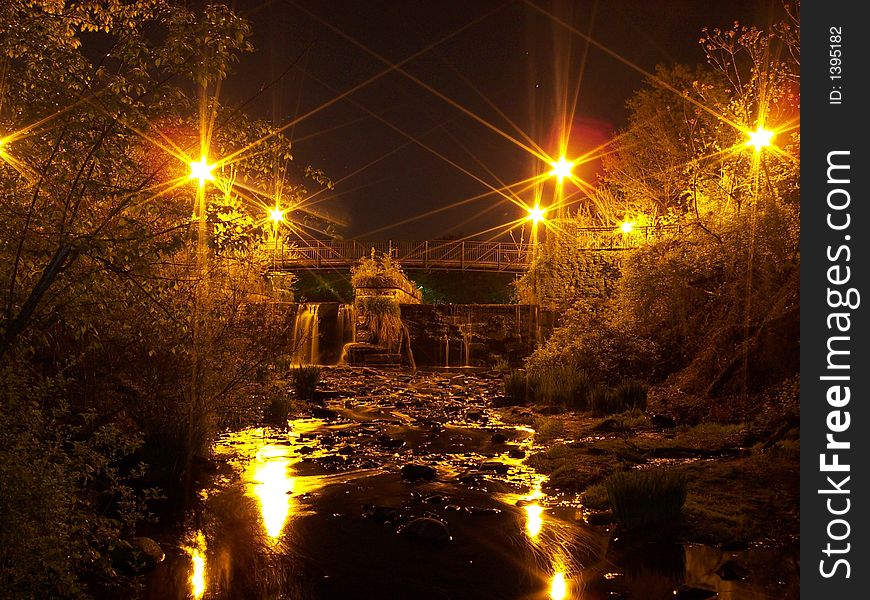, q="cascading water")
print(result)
[291,304,320,365]
[337,304,356,364]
